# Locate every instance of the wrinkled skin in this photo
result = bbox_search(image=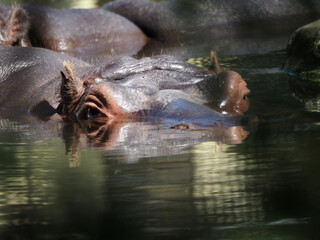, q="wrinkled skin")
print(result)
[58,54,250,130]
[0,46,250,129]
[0,5,147,62]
